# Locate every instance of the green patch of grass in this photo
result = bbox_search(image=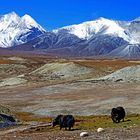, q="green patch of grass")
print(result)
[75,114,140,130]
[13,112,140,133]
